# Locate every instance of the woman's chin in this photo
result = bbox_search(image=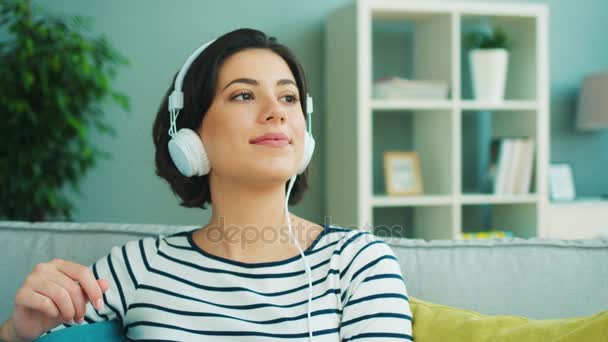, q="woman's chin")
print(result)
[248,166,297,184]
[252,158,296,173]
